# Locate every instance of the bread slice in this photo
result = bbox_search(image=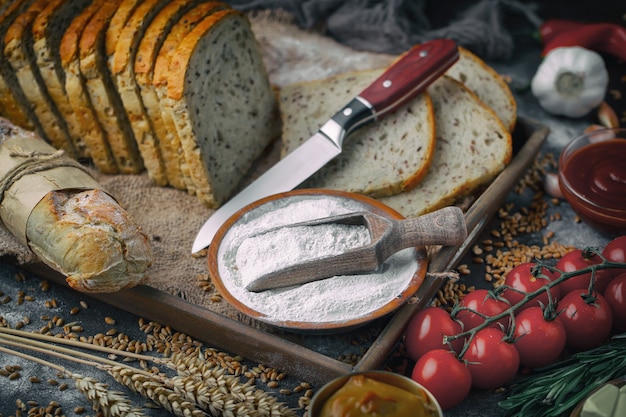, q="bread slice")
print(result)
[163,9,281,207]
[109,0,173,186]
[4,0,76,155]
[279,69,435,197]
[379,76,512,217]
[0,0,39,132]
[446,47,517,132]
[145,1,228,191]
[62,0,118,173]
[33,0,93,159]
[81,0,144,174]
